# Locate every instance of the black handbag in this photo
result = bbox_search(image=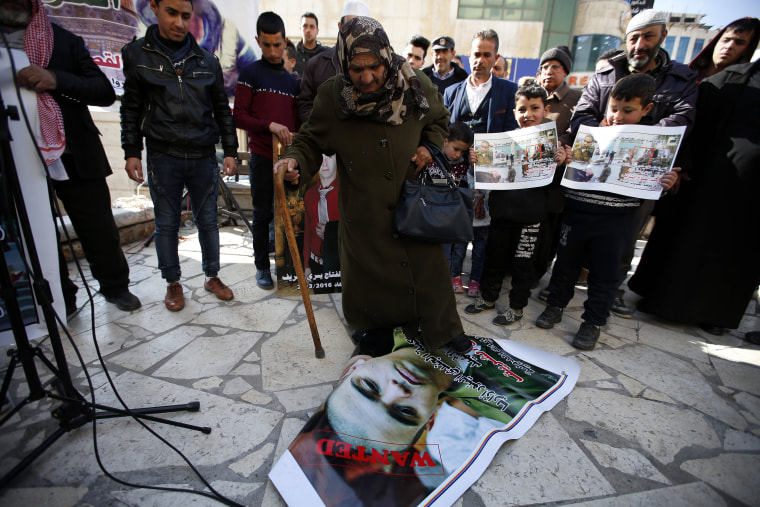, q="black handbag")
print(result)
[394,142,474,243]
